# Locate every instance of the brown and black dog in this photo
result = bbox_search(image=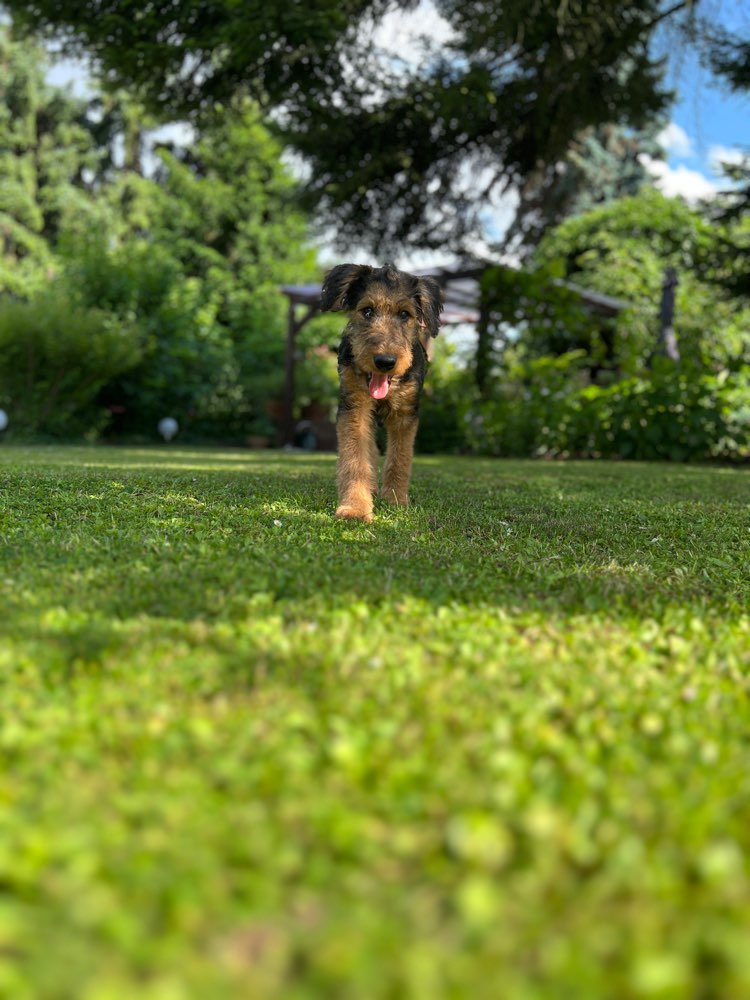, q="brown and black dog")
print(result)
[320,264,443,522]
